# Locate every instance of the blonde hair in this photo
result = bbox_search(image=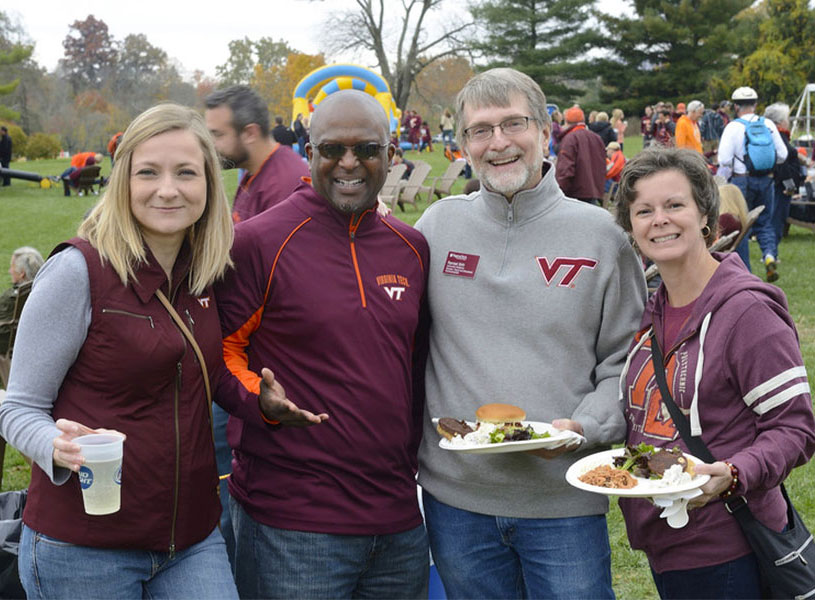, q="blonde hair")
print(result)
[717,184,748,230]
[78,103,233,295]
[610,108,624,126]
